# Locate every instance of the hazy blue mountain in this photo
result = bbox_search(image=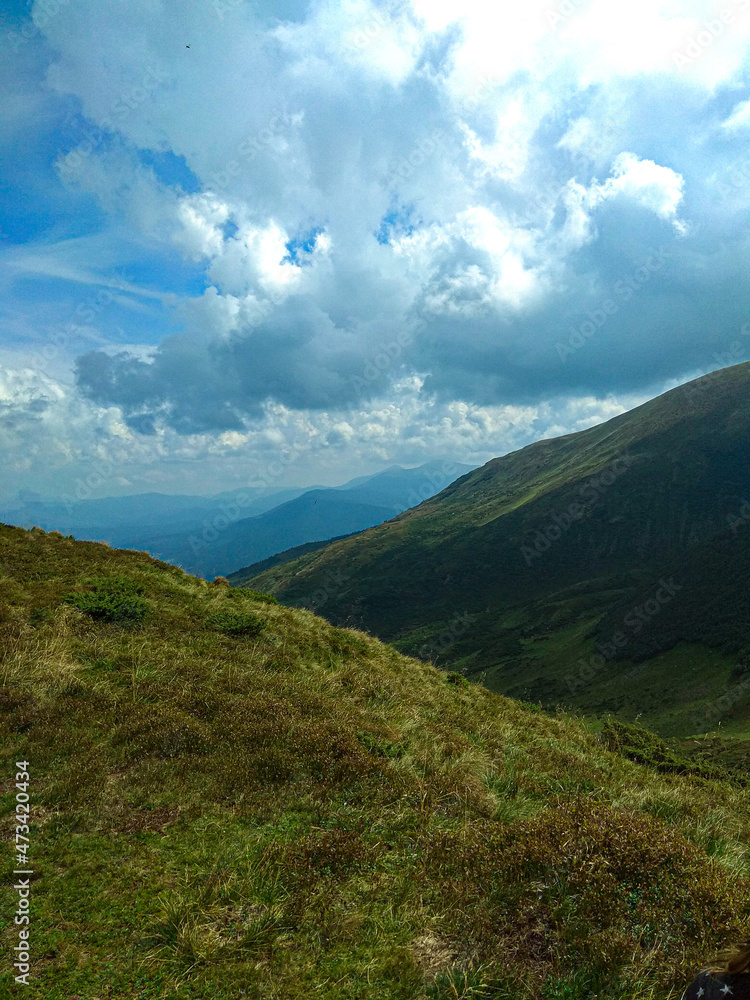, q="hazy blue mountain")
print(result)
[0,461,474,580]
[0,486,309,543]
[141,461,475,578]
